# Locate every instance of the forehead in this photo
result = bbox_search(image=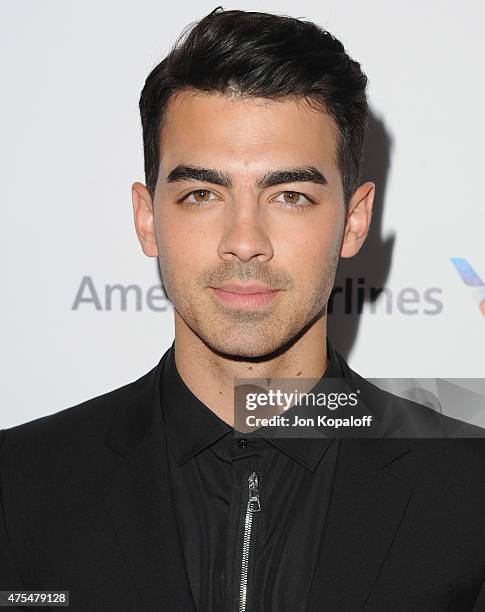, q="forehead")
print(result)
[159,90,340,177]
